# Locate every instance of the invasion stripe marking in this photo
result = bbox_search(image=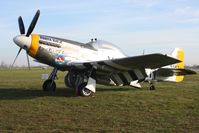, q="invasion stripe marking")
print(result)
[123,72,133,82]
[134,69,144,80]
[112,74,123,85]
[129,71,138,80]
[118,73,128,84]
